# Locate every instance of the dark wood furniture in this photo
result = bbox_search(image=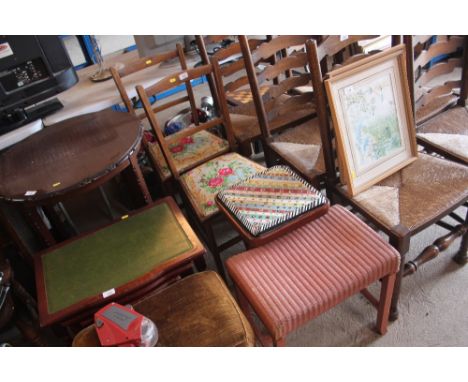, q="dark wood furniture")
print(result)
[72,271,255,347]
[239,35,328,186]
[0,109,152,251]
[405,35,468,165]
[227,205,400,346]
[307,37,468,320]
[111,43,199,194]
[34,197,205,328]
[137,64,265,278]
[195,35,268,156]
[111,44,192,119]
[0,253,47,345]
